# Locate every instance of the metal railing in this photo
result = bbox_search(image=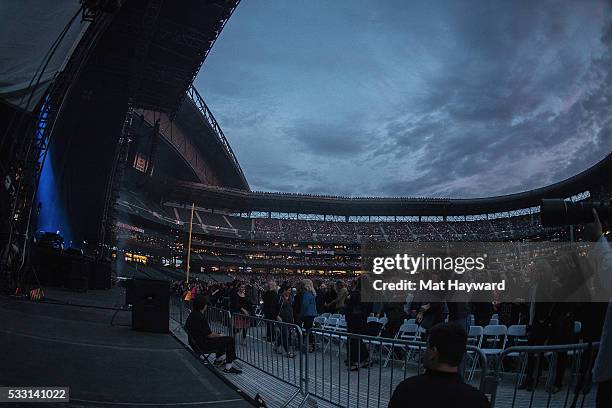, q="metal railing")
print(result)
[186,85,246,183]
[232,313,309,407]
[207,306,233,337]
[489,342,600,408]
[169,296,232,337]
[305,328,488,408]
[170,294,189,325]
[168,302,600,408]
